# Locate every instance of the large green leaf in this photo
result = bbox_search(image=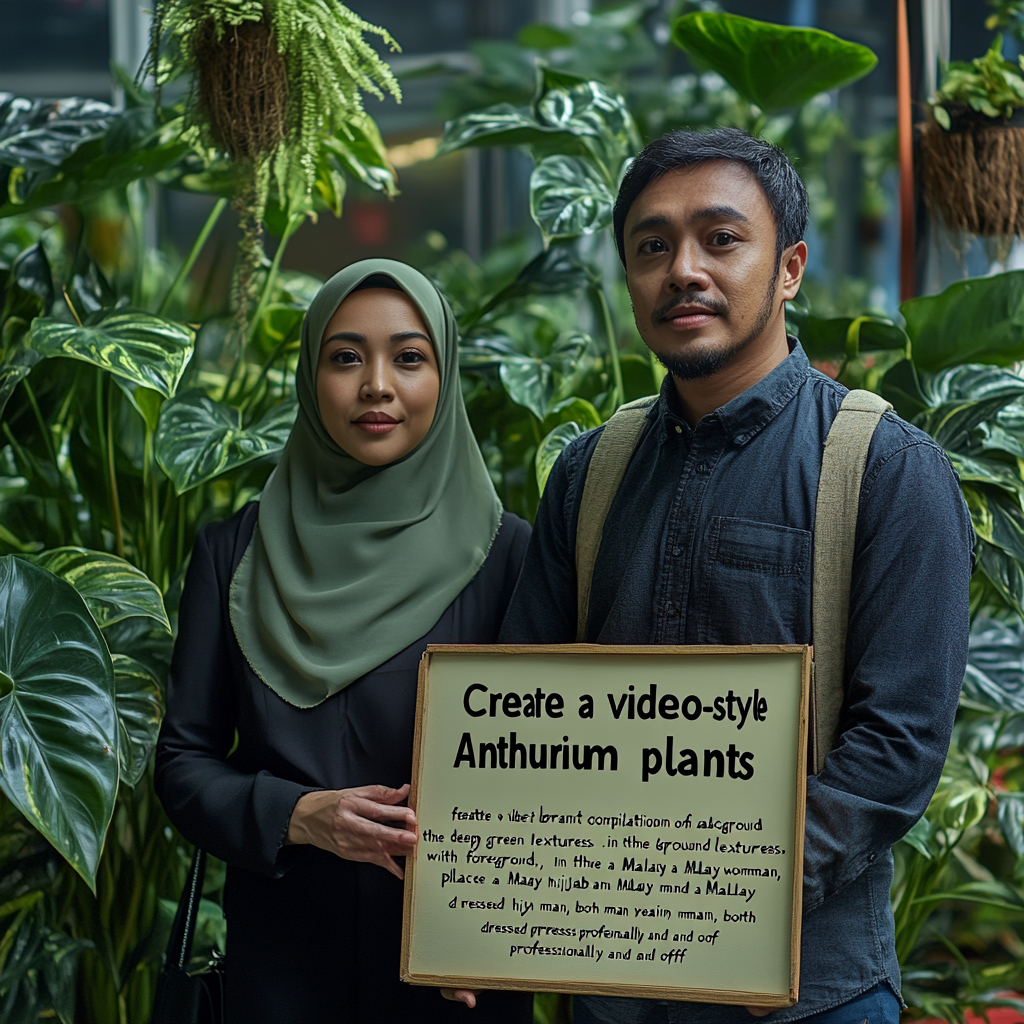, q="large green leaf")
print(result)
[796,314,907,362]
[321,111,398,198]
[977,539,1024,620]
[438,74,637,178]
[0,557,118,891]
[536,422,583,494]
[155,393,297,495]
[530,155,615,242]
[111,654,162,787]
[963,485,1024,561]
[30,309,193,398]
[27,548,169,632]
[671,13,878,113]
[903,271,1024,373]
[914,391,1024,452]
